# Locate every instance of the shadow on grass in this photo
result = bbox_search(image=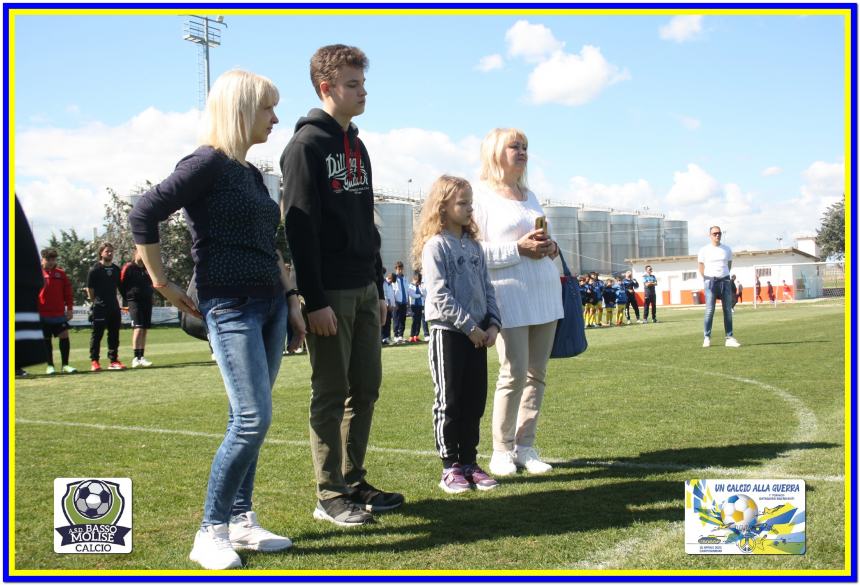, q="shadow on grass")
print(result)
[741,340,832,347]
[292,479,680,557]
[283,440,835,558]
